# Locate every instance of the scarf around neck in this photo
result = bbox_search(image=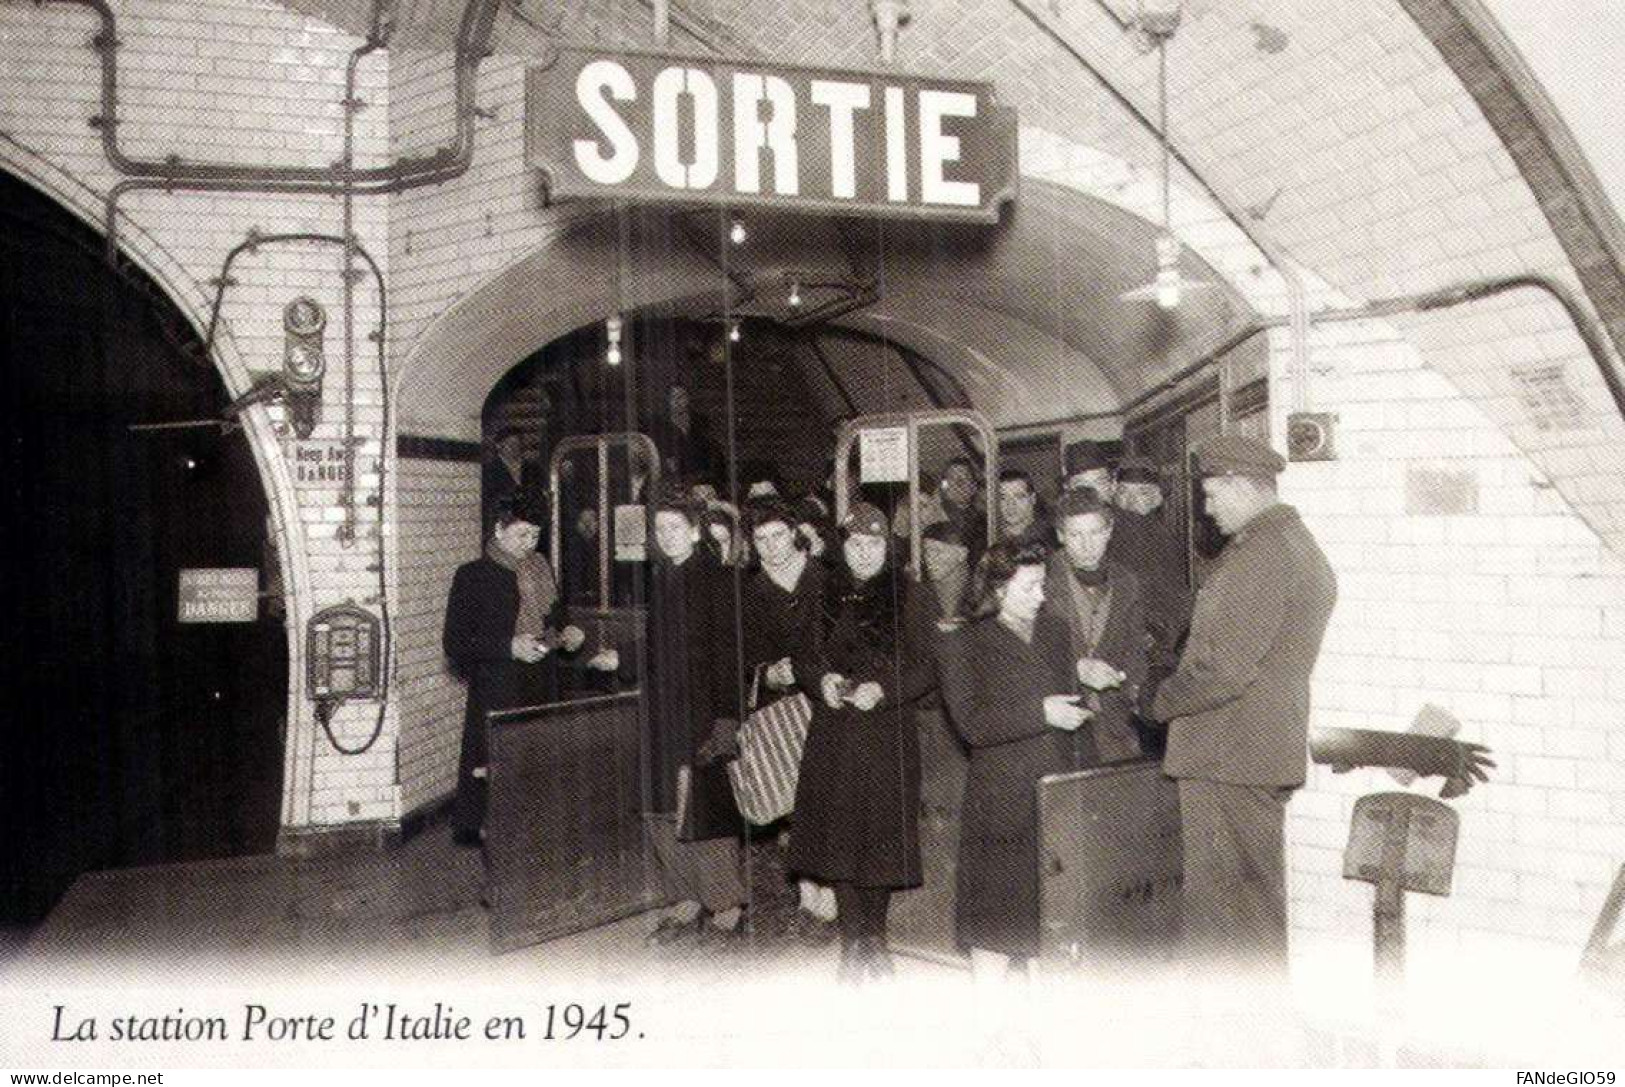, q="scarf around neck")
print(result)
[487,539,557,638]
